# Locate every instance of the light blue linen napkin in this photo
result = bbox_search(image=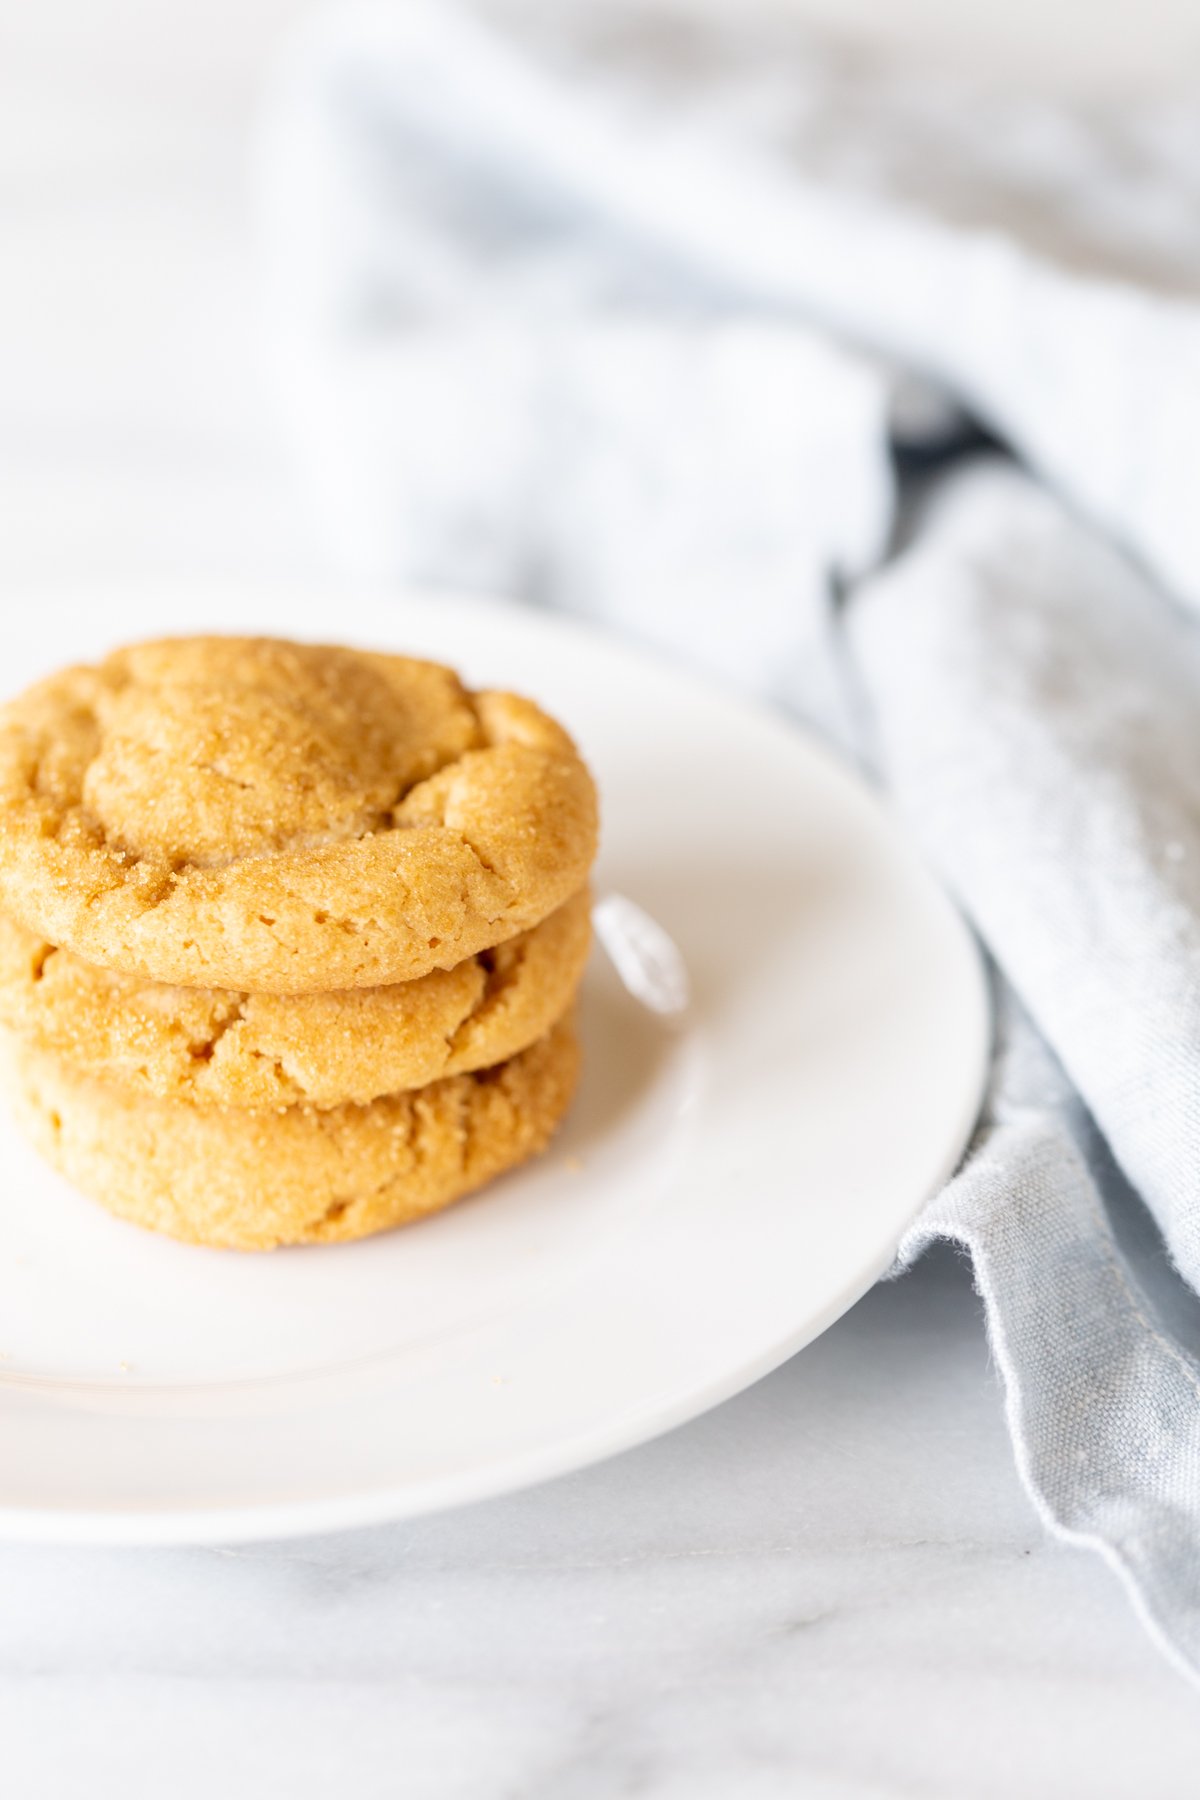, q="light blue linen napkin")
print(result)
[258,0,1200,1683]
[855,463,1200,1685]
